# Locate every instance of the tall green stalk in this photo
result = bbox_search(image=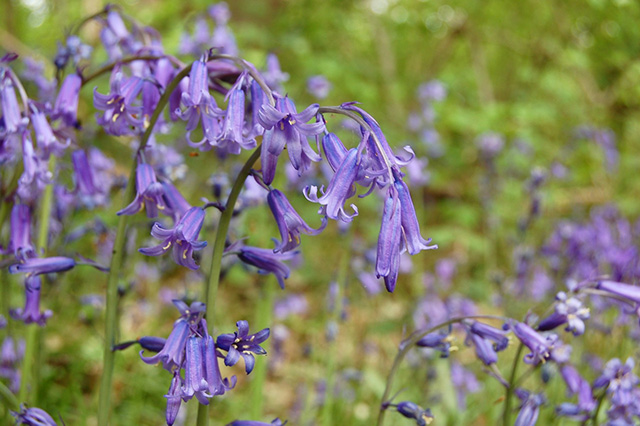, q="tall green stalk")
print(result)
[502,342,524,426]
[18,156,56,406]
[96,62,194,426]
[196,146,262,426]
[250,281,275,419]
